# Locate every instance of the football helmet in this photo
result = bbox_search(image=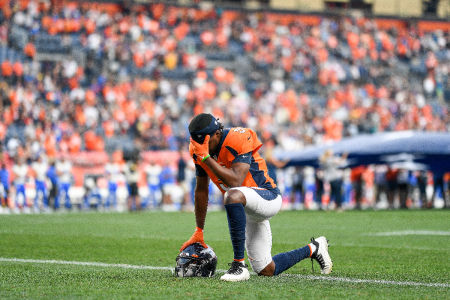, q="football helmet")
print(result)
[175,243,217,277]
